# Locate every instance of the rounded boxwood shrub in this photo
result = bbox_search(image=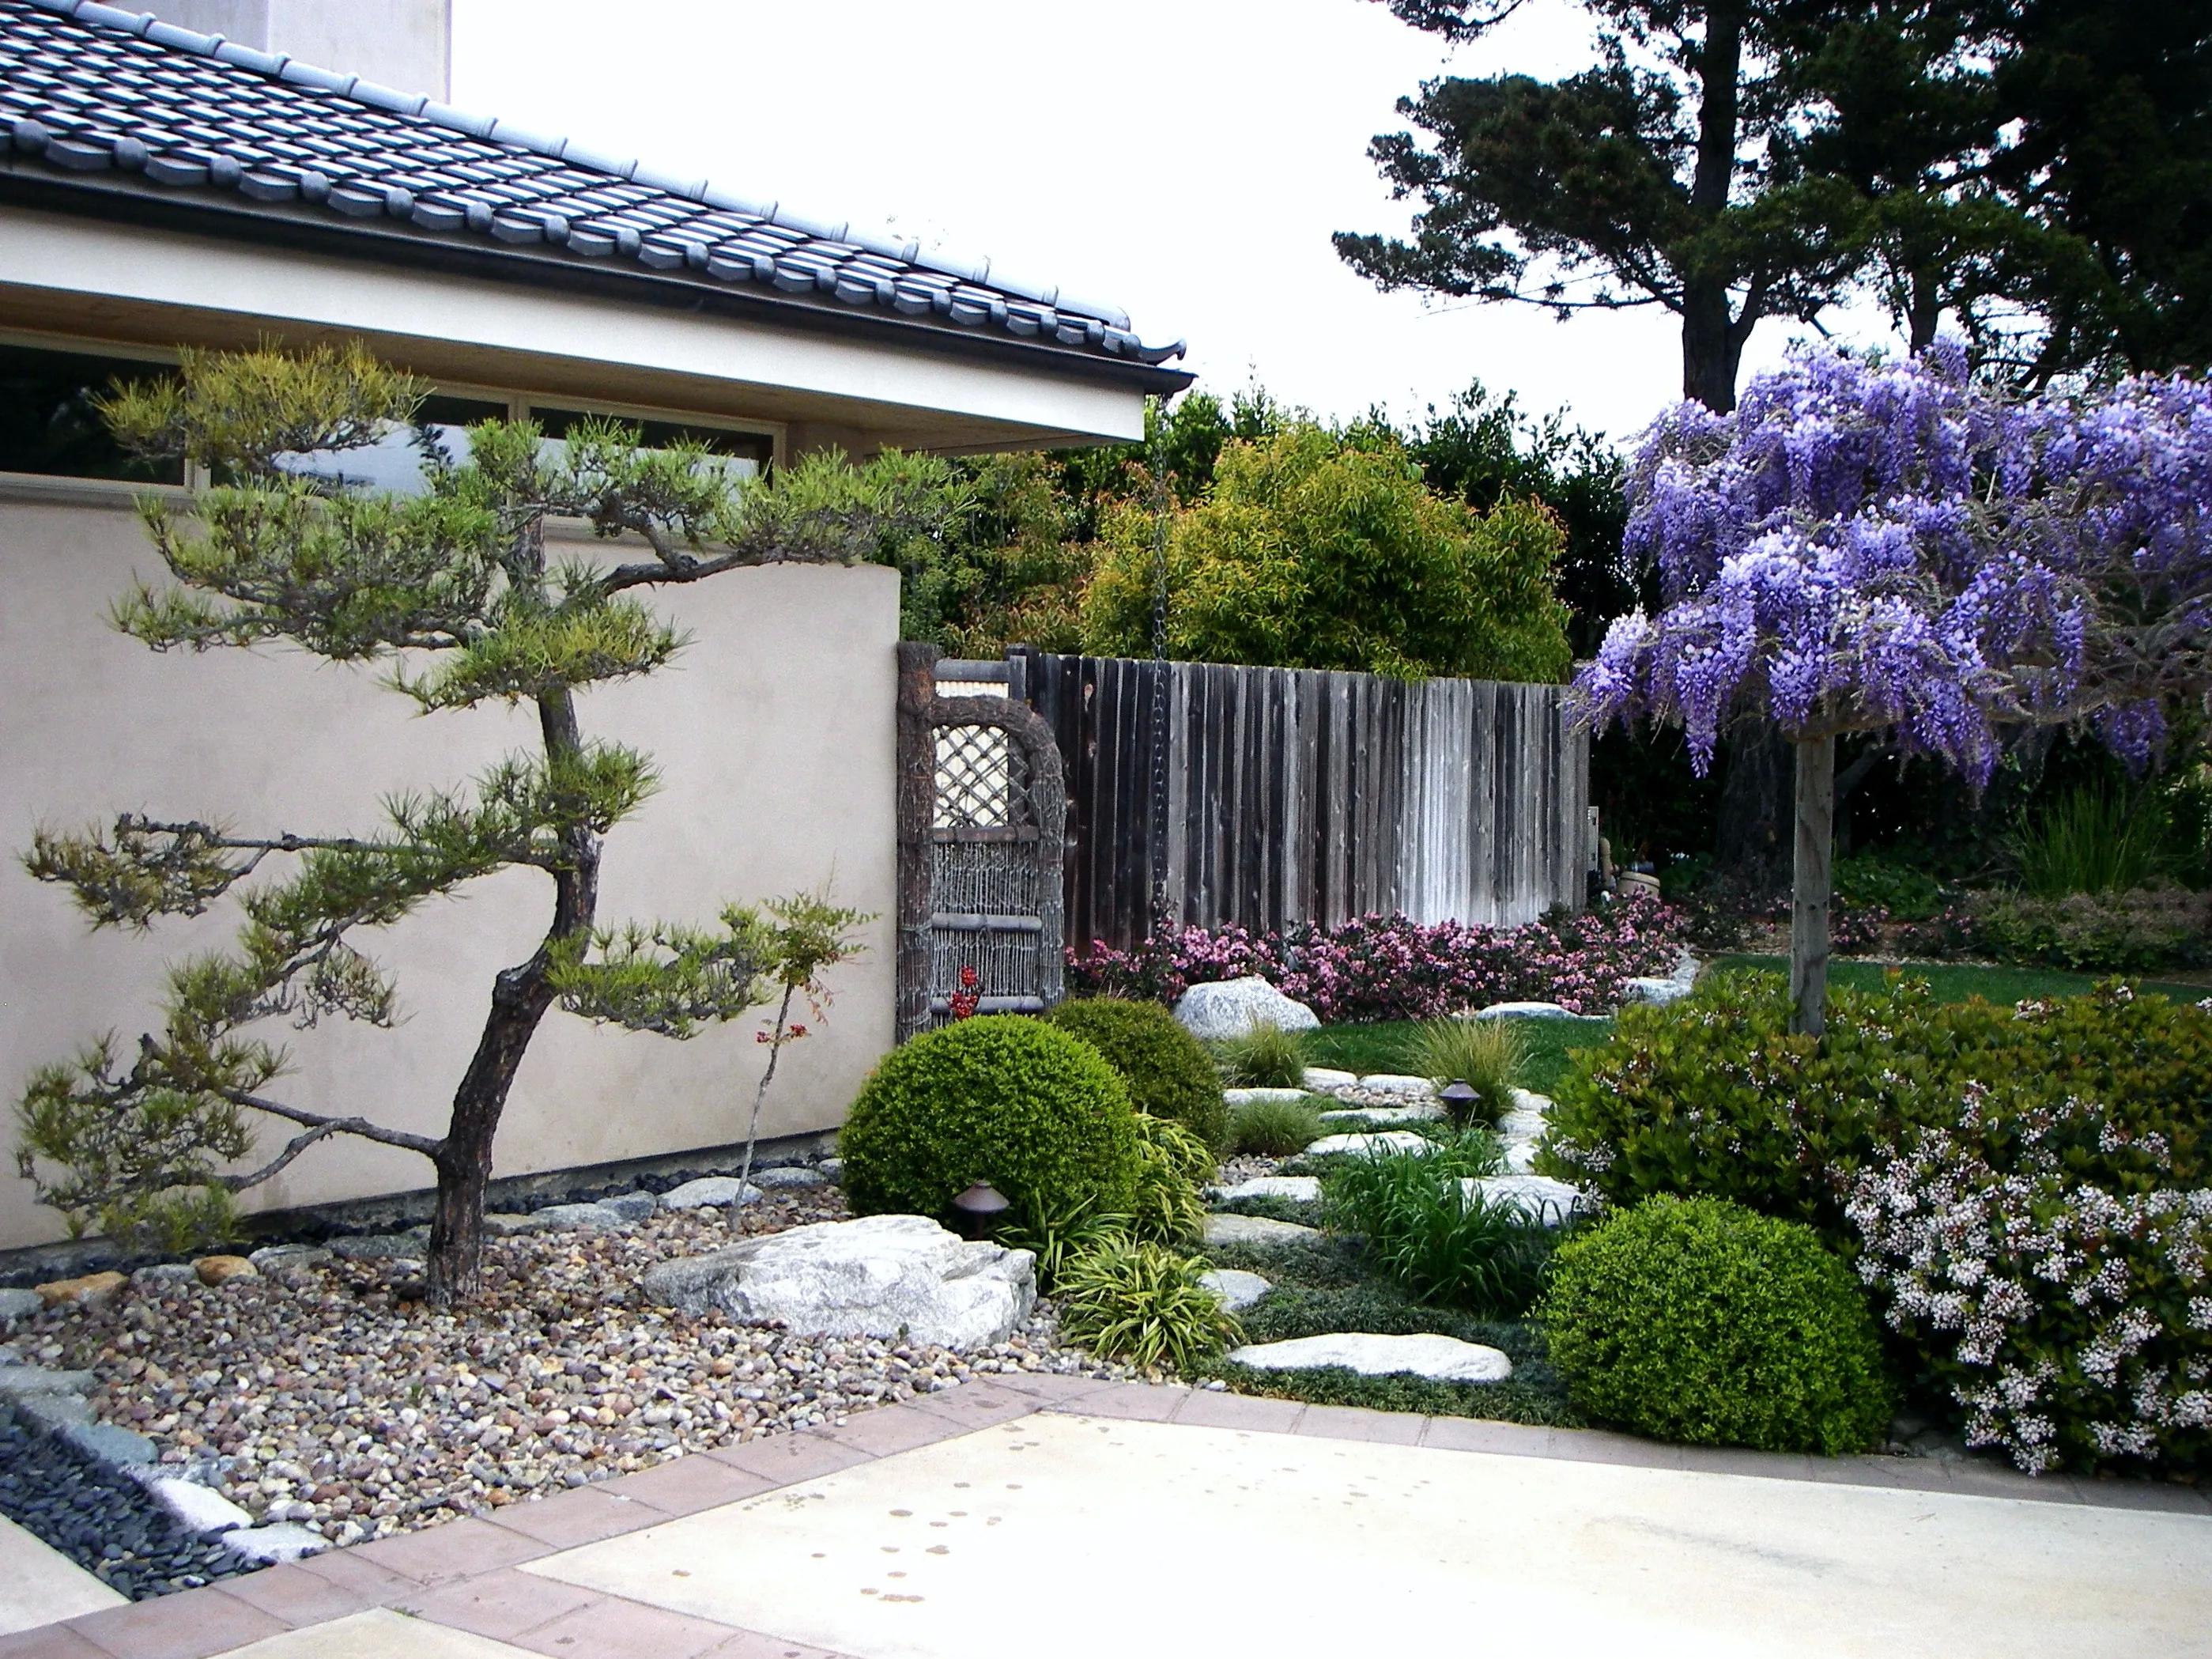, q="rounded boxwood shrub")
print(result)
[1538,1196,1895,1455]
[839,1015,1141,1223]
[1047,996,1231,1153]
